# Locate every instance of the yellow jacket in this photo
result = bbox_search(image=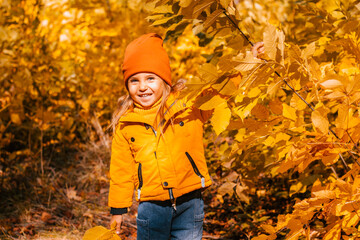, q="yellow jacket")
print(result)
[108,94,212,210]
